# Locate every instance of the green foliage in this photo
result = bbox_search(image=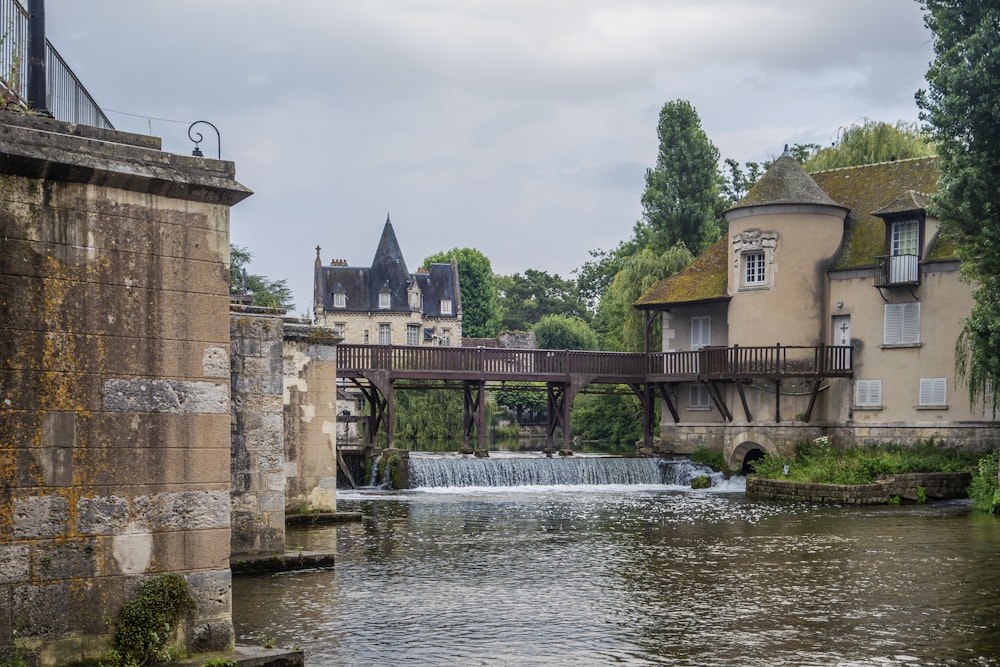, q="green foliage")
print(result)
[495,269,589,331]
[203,658,238,667]
[637,100,723,255]
[393,382,494,444]
[750,439,976,485]
[230,244,294,311]
[570,391,642,444]
[106,573,195,667]
[887,494,902,506]
[533,314,597,351]
[424,248,501,338]
[690,475,711,489]
[492,383,547,423]
[968,452,1000,513]
[592,245,693,351]
[916,486,927,504]
[917,1,1000,413]
[689,446,726,472]
[803,120,934,171]
[0,640,32,667]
